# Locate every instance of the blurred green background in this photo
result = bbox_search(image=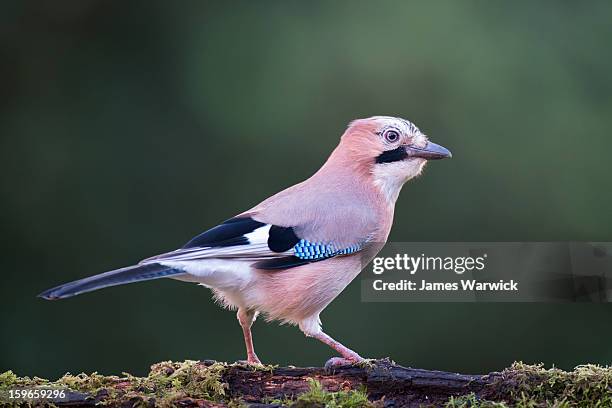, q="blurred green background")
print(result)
[1,1,611,379]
